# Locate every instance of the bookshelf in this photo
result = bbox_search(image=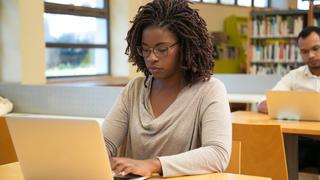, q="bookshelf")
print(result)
[213,15,248,73]
[248,9,320,75]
